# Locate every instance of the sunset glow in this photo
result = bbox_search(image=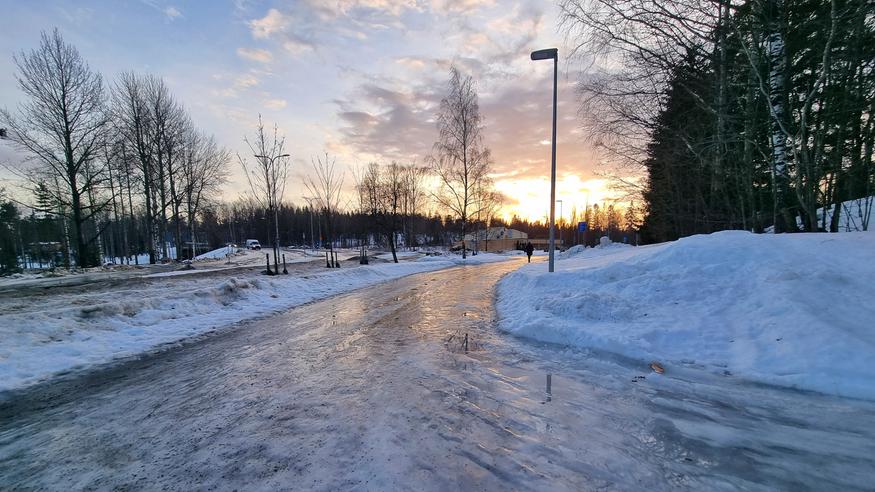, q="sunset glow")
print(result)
[495,175,622,224]
[0,0,619,208]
